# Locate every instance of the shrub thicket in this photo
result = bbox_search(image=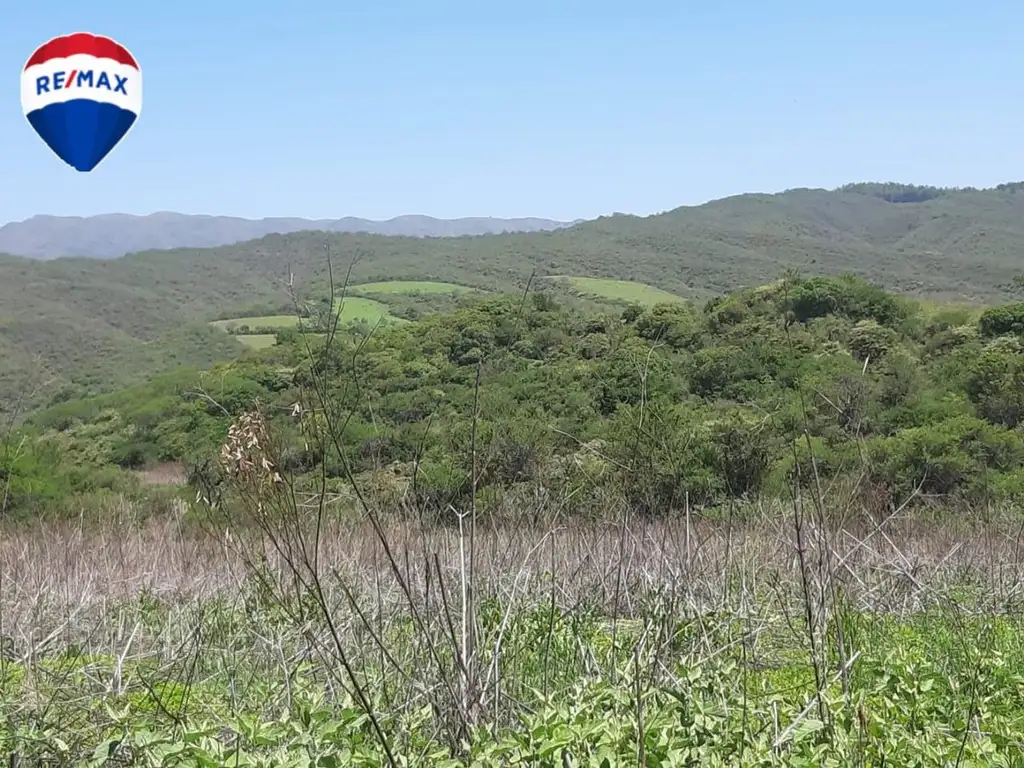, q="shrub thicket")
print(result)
[7,275,1024,515]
